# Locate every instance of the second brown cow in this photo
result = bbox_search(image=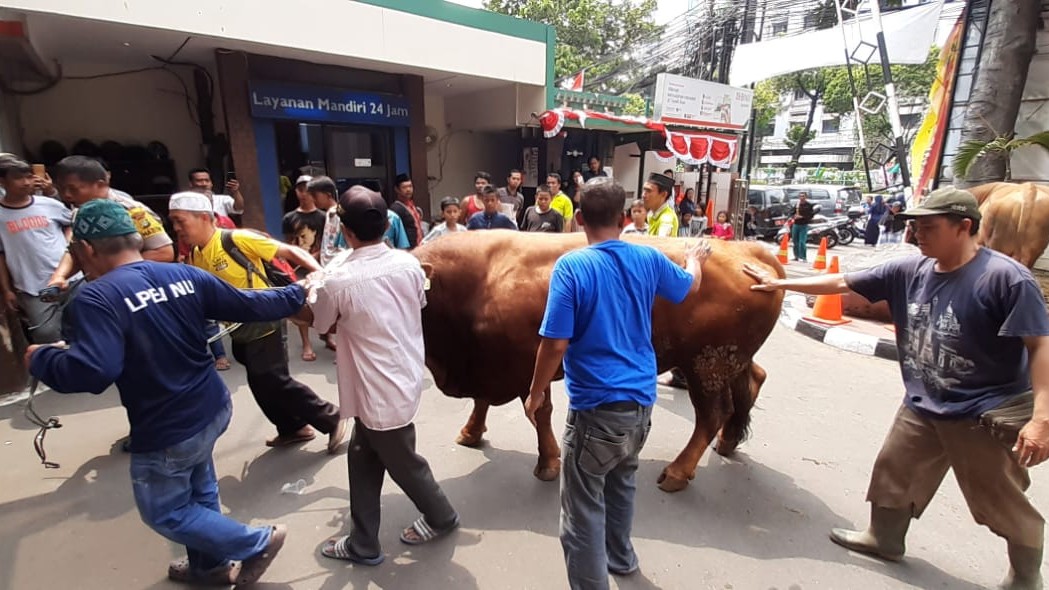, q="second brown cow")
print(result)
[414,230,784,492]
